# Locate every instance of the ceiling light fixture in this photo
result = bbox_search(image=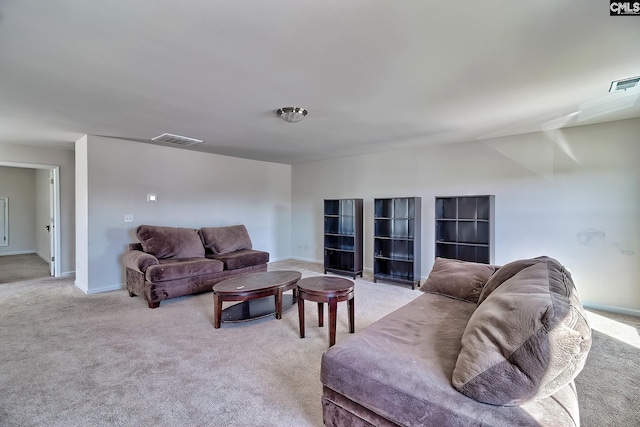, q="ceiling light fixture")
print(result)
[277,107,308,123]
